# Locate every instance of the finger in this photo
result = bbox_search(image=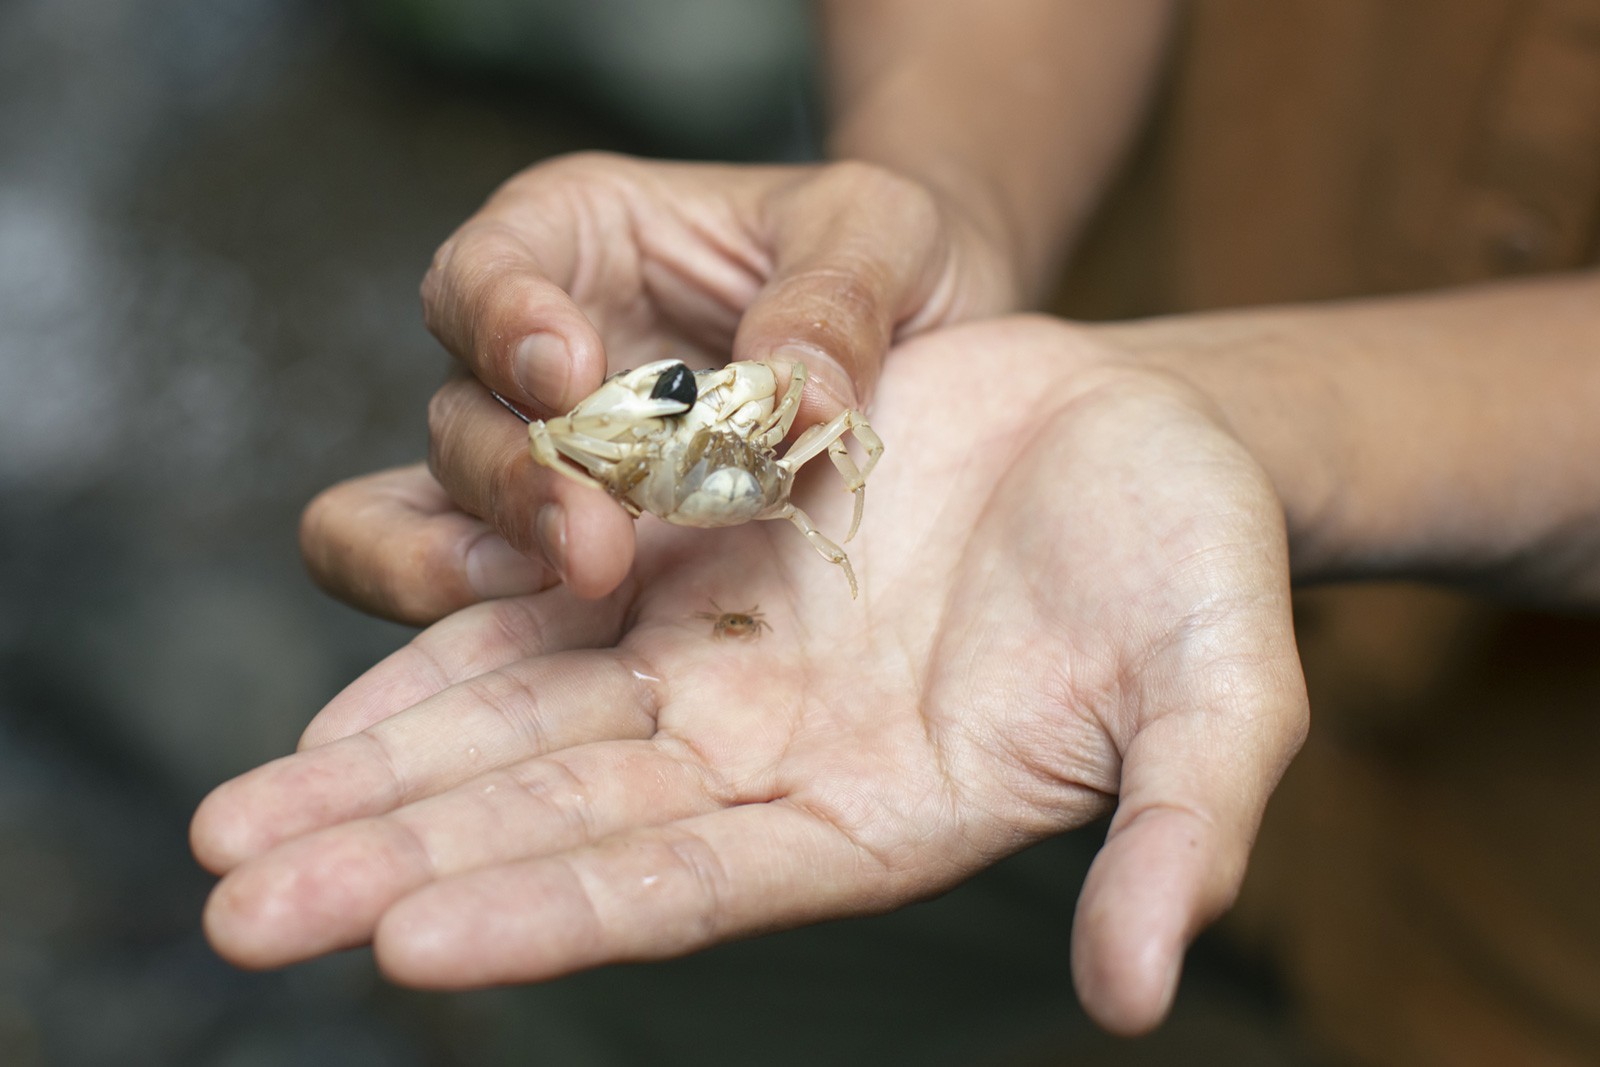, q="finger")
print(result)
[192,641,656,872]
[428,375,637,599]
[371,802,876,988]
[203,740,720,968]
[300,464,551,625]
[302,584,633,749]
[732,162,947,425]
[422,209,608,415]
[1070,658,1309,1036]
